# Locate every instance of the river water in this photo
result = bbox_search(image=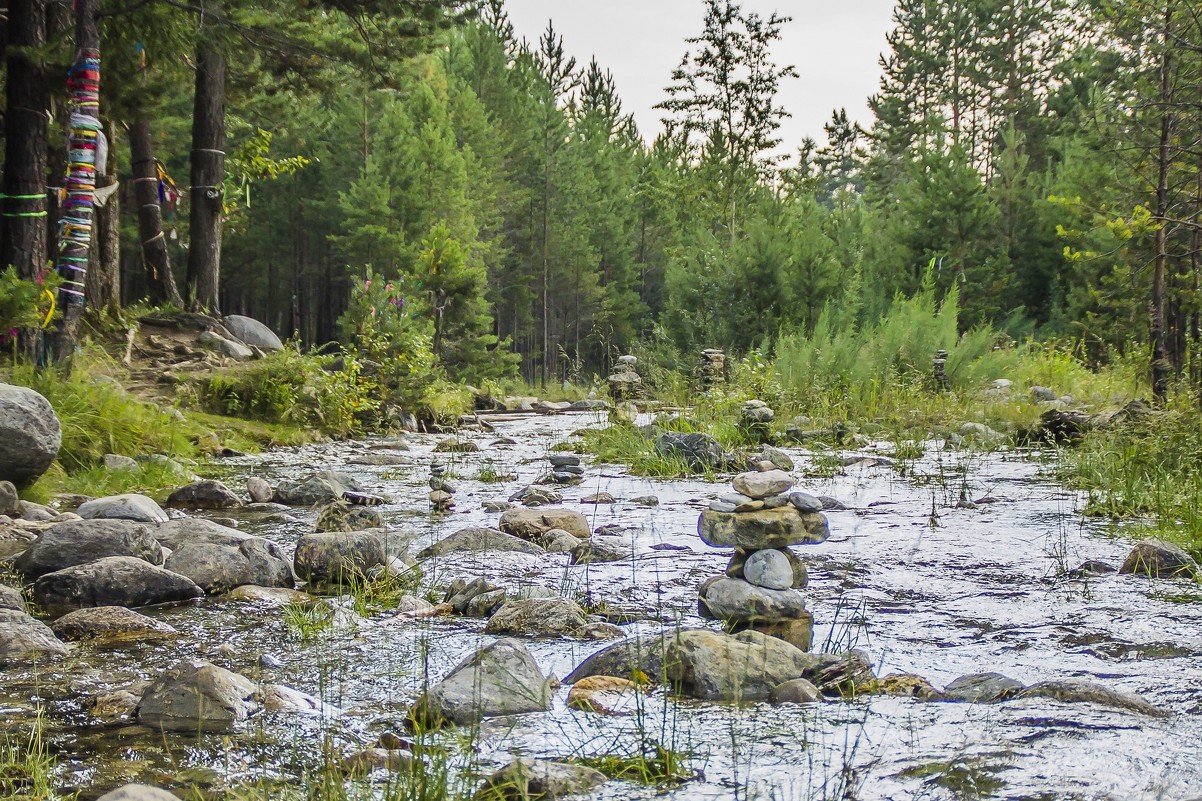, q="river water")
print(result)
[6,411,1202,800]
